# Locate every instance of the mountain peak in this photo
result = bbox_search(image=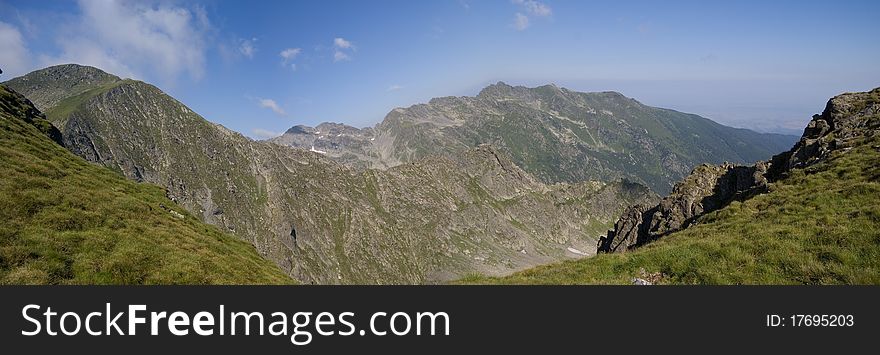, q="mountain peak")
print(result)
[478,81,573,100]
[3,64,121,112]
[285,125,314,135]
[477,81,516,97]
[19,63,119,81]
